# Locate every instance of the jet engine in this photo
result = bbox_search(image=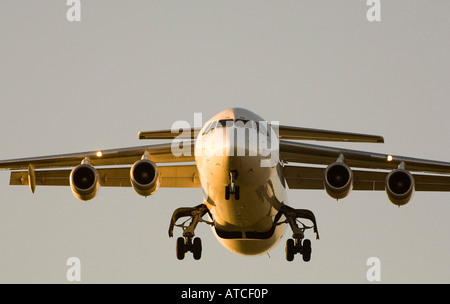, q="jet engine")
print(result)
[385,168,415,206]
[324,162,353,200]
[130,159,160,197]
[70,163,100,201]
